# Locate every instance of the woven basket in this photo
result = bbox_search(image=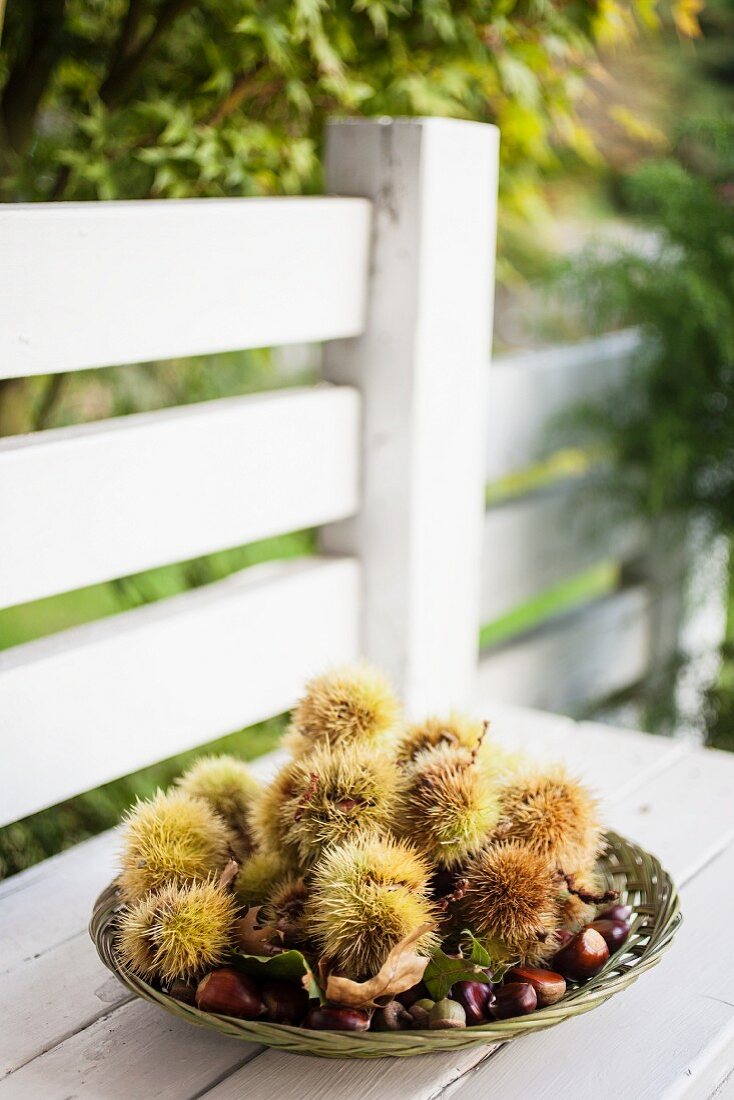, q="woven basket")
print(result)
[90,830,681,1059]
